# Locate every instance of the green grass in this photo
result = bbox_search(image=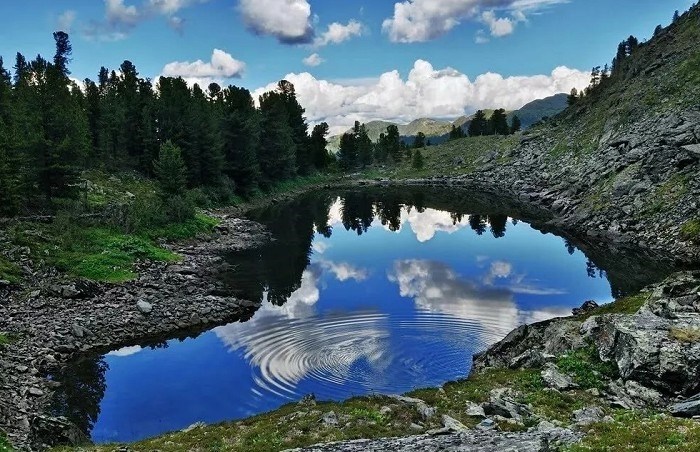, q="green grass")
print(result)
[0,256,21,284]
[9,214,222,283]
[556,346,619,390]
[0,433,13,452]
[0,333,9,347]
[576,293,649,320]
[567,411,700,451]
[680,219,700,244]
